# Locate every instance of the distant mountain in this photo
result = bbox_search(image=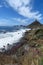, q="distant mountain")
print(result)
[13,25,26,29]
[27,20,42,29]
